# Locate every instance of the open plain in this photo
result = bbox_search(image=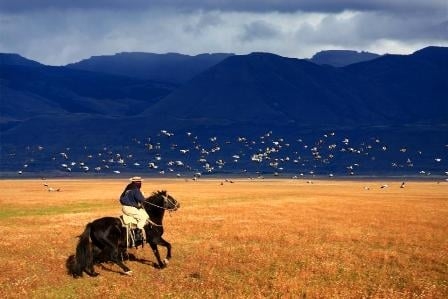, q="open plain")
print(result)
[0,178,447,298]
